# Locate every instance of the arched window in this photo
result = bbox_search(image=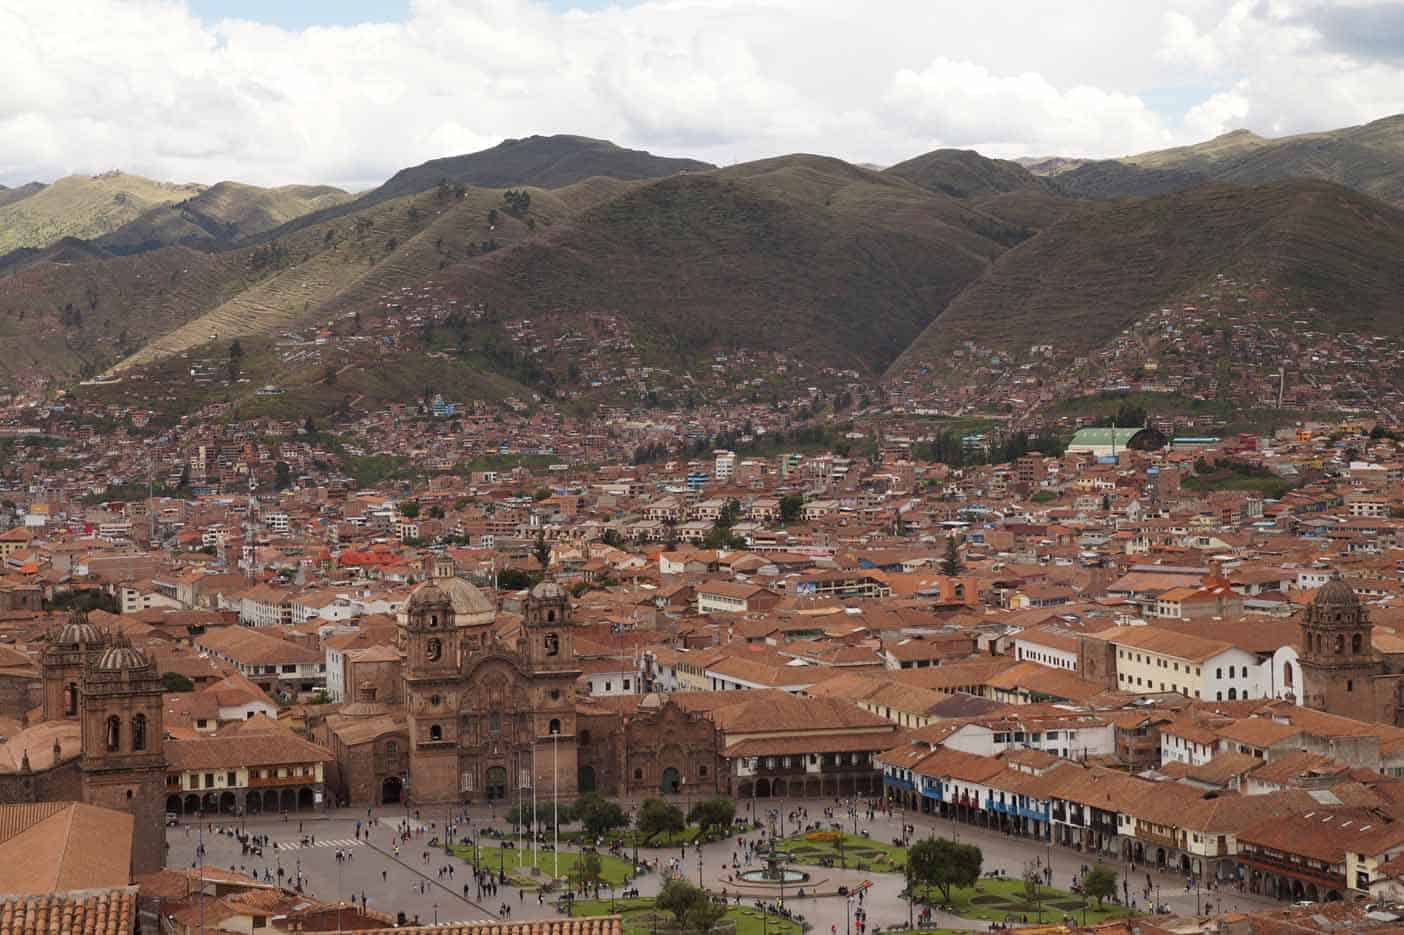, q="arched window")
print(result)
[132,714,146,752]
[1227,687,1237,700]
[548,718,561,735]
[106,715,121,752]
[1353,633,1364,654]
[634,768,643,780]
[429,724,443,742]
[64,683,78,717]
[430,694,441,707]
[429,614,440,628]
[1335,634,1345,654]
[547,610,556,623]
[426,638,442,662]
[1216,668,1223,679]
[1283,664,1294,687]
[544,634,560,657]
[1216,692,1223,701]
